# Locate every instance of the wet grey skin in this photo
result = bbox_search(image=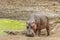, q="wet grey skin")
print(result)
[26,23,35,37]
